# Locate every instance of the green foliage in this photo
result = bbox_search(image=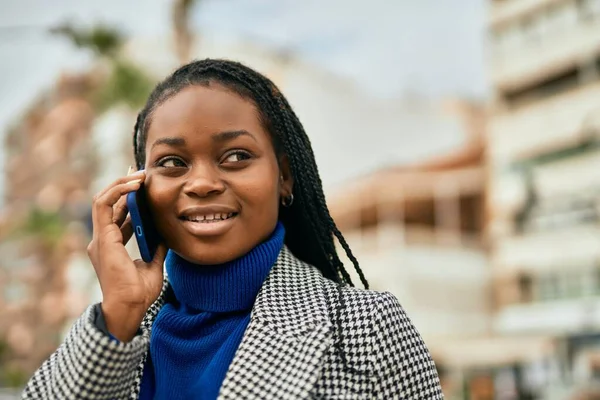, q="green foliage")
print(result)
[0,365,28,388]
[0,338,27,388]
[0,338,7,361]
[95,59,155,111]
[50,23,124,57]
[16,208,66,247]
[51,23,156,112]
